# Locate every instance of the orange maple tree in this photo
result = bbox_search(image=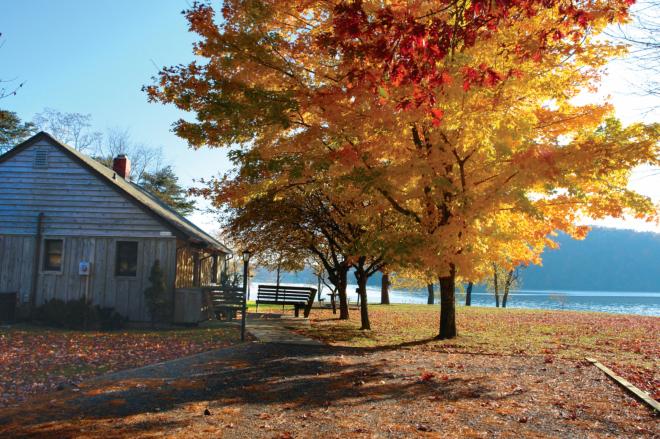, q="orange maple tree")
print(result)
[147,0,659,338]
